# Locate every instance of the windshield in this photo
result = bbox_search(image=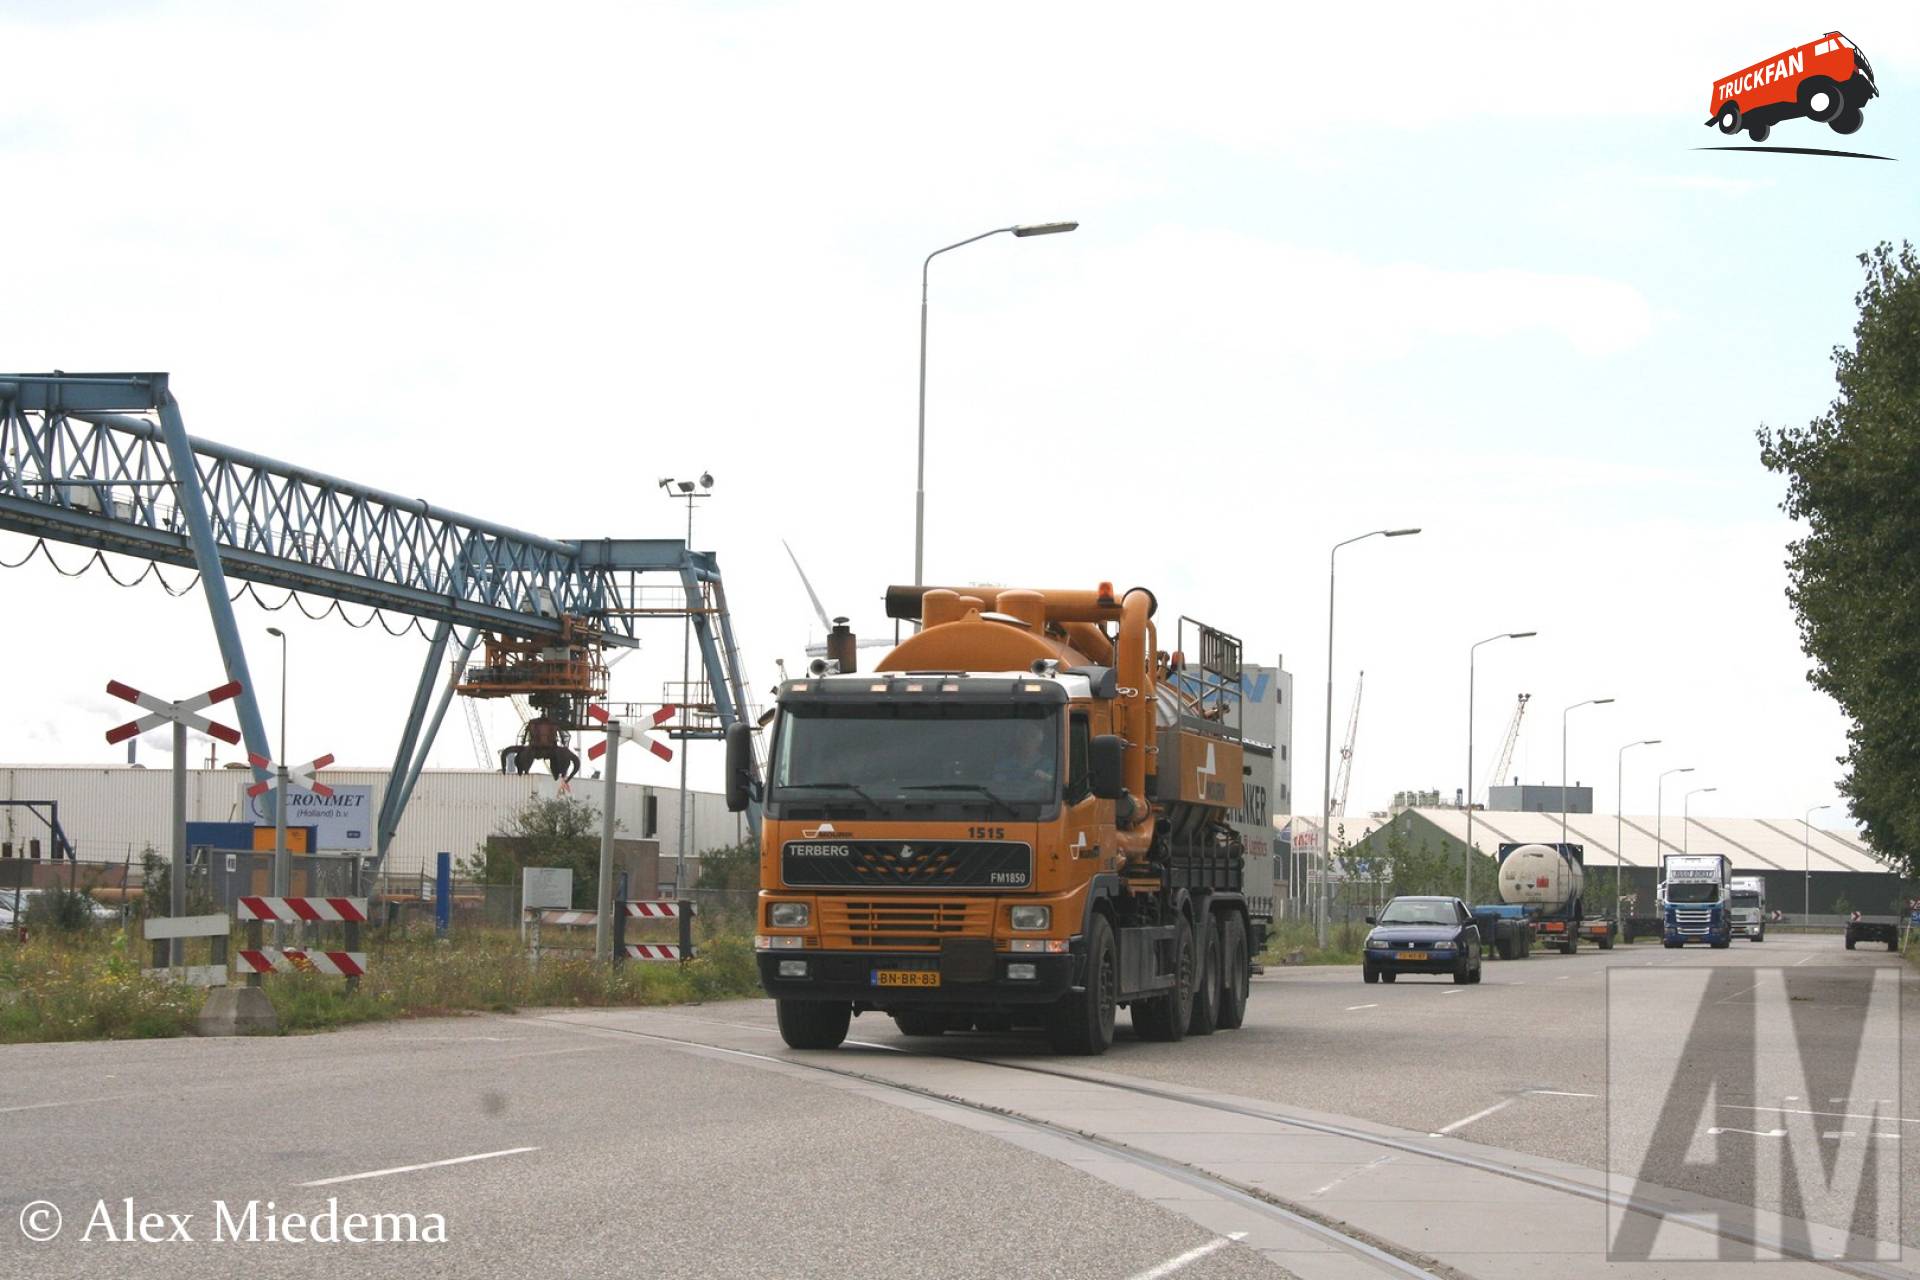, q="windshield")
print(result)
[1732,892,1761,908]
[770,701,1060,816]
[1376,899,1456,926]
[1668,883,1721,904]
